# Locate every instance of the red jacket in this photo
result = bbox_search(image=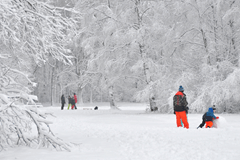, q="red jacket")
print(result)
[74,95,77,103]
